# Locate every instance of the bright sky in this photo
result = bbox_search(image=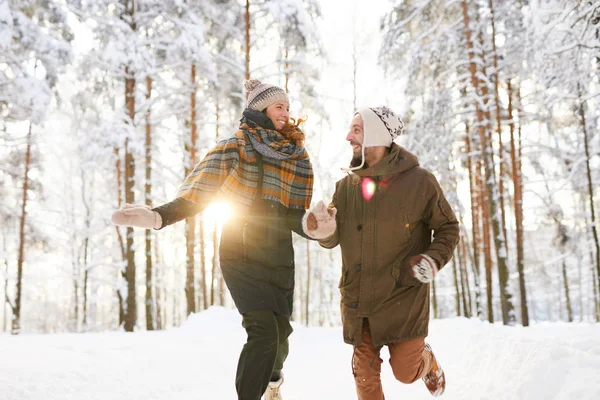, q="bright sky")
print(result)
[319,0,402,107]
[301,0,409,196]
